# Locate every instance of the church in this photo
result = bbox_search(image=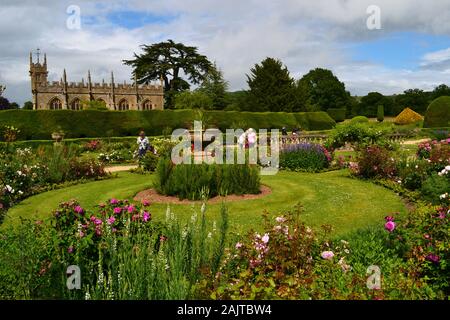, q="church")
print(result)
[29,51,164,111]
